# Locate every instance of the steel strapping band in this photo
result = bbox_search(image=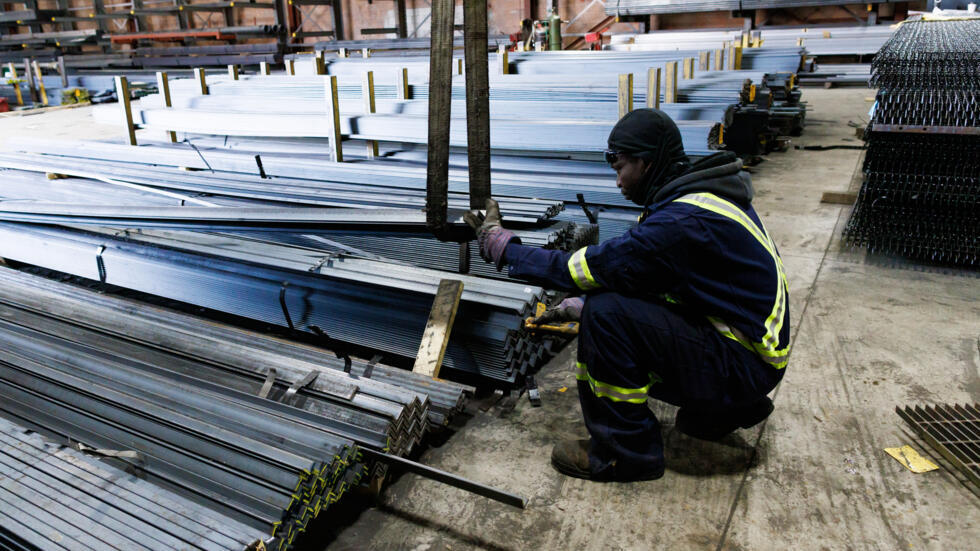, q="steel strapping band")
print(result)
[284,369,319,403]
[258,368,277,399]
[74,441,144,463]
[361,354,383,379]
[278,281,295,330]
[95,245,107,284]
